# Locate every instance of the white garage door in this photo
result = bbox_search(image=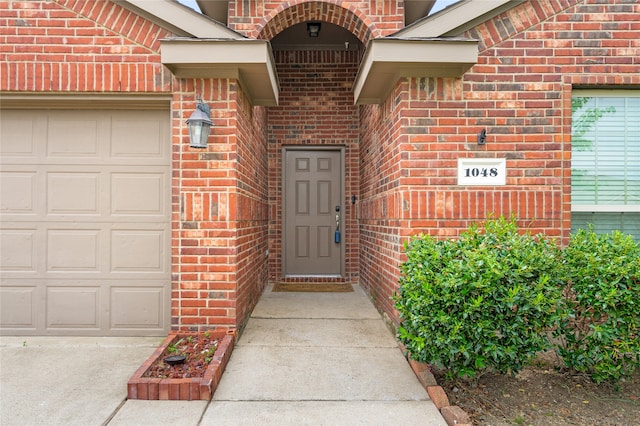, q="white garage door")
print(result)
[0,108,171,336]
